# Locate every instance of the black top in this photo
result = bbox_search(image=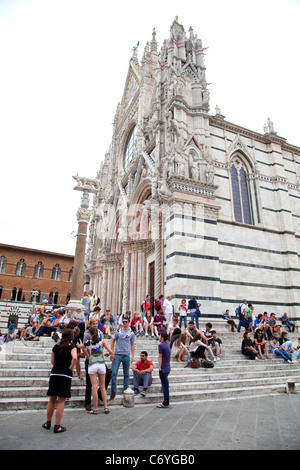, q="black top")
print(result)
[242,338,254,354]
[51,344,75,378]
